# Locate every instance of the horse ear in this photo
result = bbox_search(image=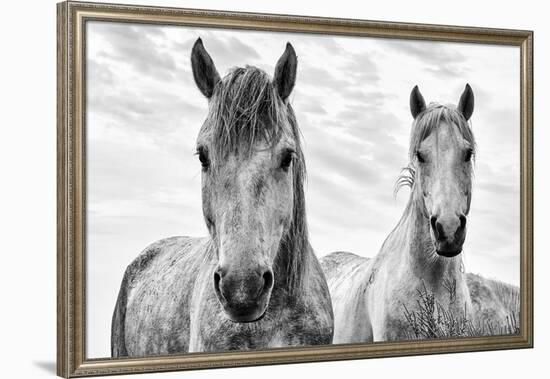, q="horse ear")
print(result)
[273,43,297,102]
[191,38,221,99]
[410,85,426,119]
[457,83,474,121]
